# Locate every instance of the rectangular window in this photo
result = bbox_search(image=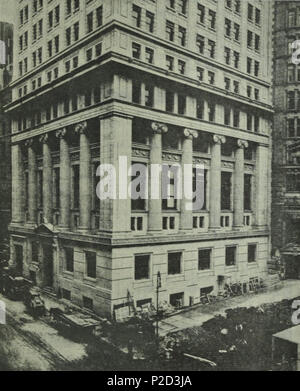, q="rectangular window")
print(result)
[166,90,174,112]
[132,80,141,104]
[226,246,236,266]
[66,27,71,46]
[168,252,182,275]
[74,22,79,41]
[208,40,215,58]
[132,5,141,28]
[146,11,154,33]
[73,165,80,208]
[166,20,175,41]
[197,67,204,82]
[208,10,216,29]
[208,71,215,85]
[233,109,240,128]
[132,42,141,59]
[178,26,186,46]
[65,247,74,272]
[197,4,205,24]
[83,297,93,311]
[234,23,240,41]
[196,34,205,54]
[134,254,150,280]
[247,57,252,74]
[255,8,261,25]
[87,12,93,33]
[96,6,103,27]
[145,47,154,64]
[248,244,257,263]
[54,167,60,208]
[178,60,186,75]
[225,47,231,65]
[221,172,232,210]
[179,0,188,15]
[145,84,154,107]
[225,18,231,37]
[244,174,252,211]
[224,106,231,126]
[62,289,71,301]
[198,249,211,271]
[85,251,96,279]
[248,3,253,21]
[247,30,253,48]
[208,102,215,122]
[247,113,253,131]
